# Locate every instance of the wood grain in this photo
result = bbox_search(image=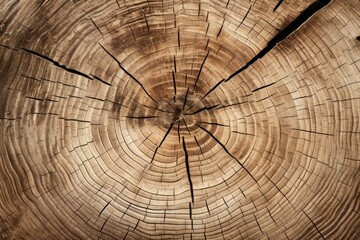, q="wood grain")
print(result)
[0,0,359,239]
